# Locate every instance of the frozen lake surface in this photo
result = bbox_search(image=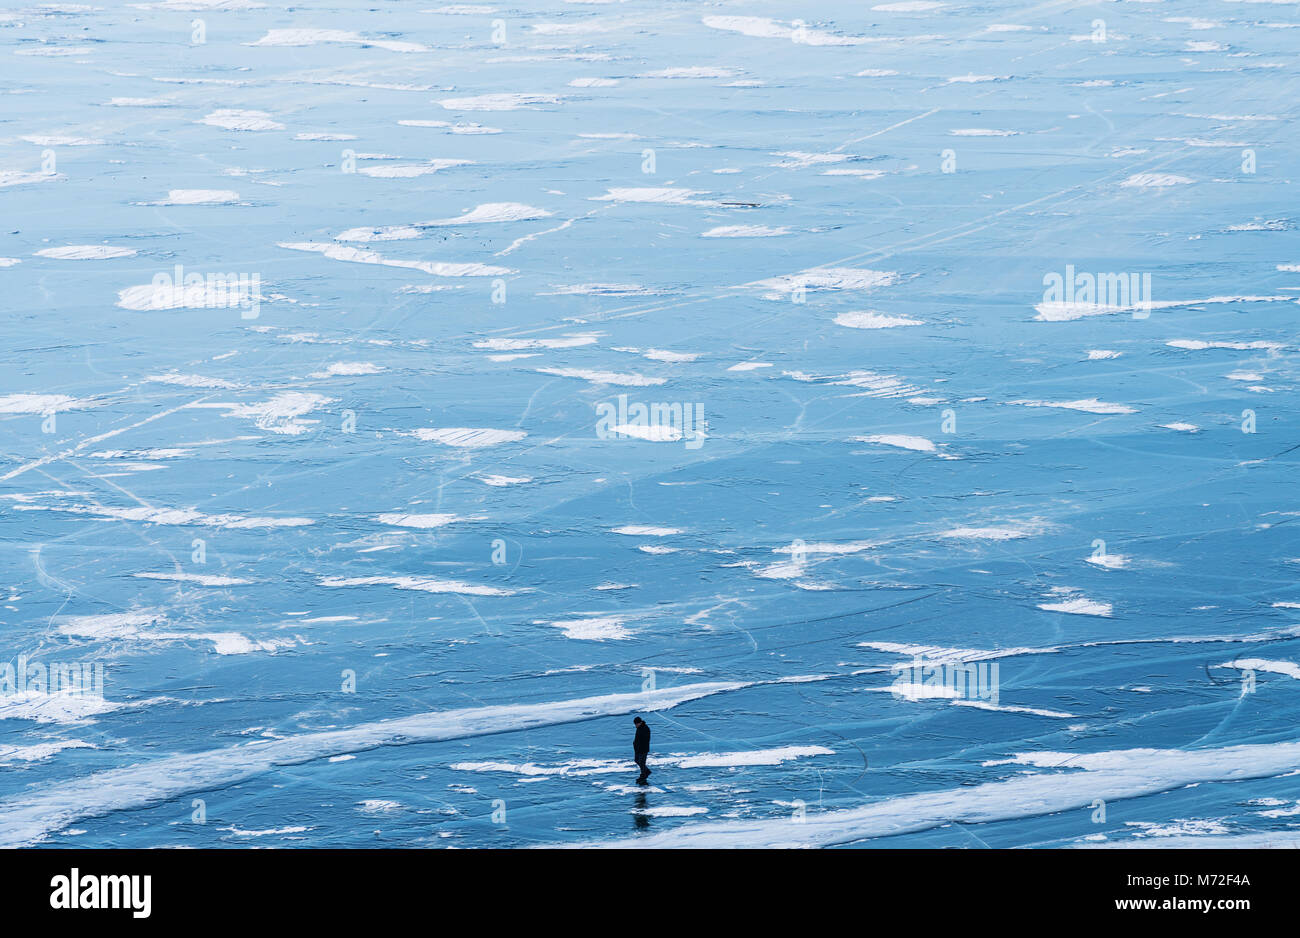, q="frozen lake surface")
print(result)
[1,0,1298,848]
